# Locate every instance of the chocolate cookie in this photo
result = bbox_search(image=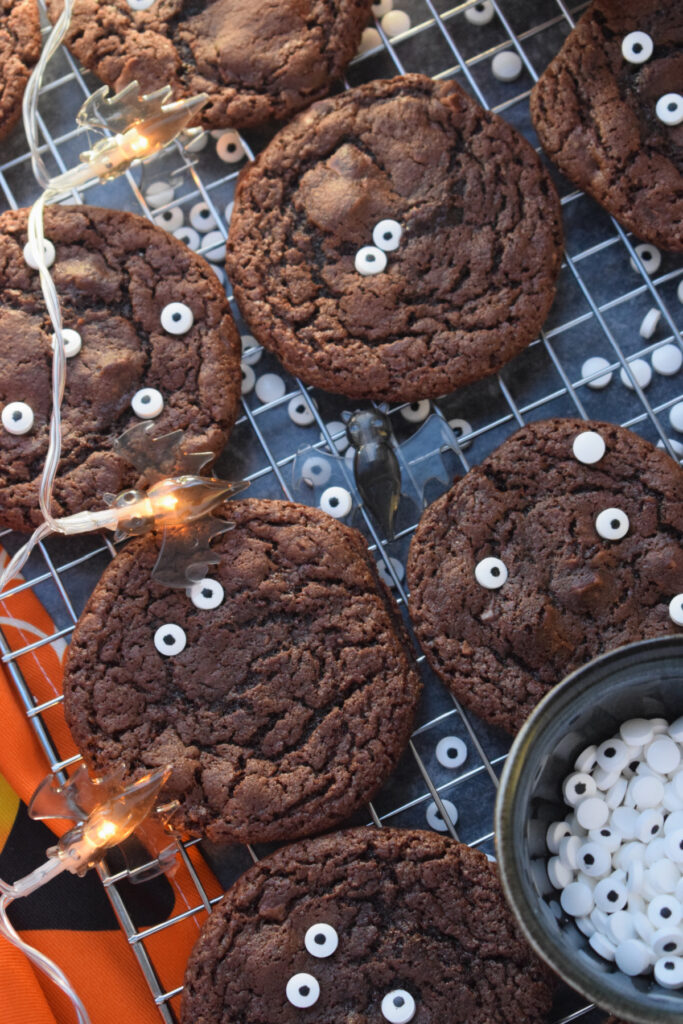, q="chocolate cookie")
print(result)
[46,0,373,131]
[226,74,563,403]
[64,499,421,844]
[0,204,242,533]
[181,827,555,1024]
[406,418,683,734]
[0,0,40,141]
[531,0,683,252]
